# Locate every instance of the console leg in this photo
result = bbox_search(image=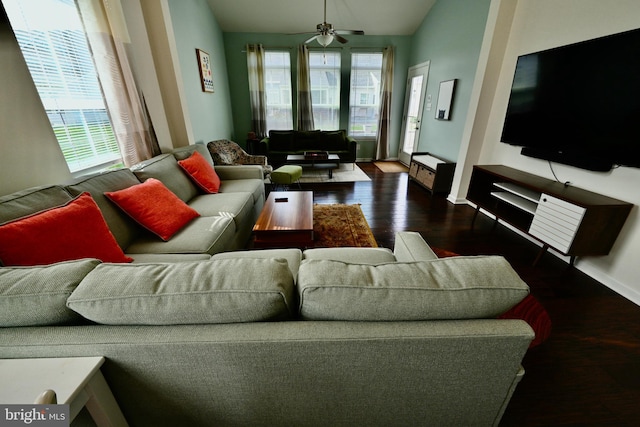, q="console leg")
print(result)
[533,244,549,267]
[471,207,480,228]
